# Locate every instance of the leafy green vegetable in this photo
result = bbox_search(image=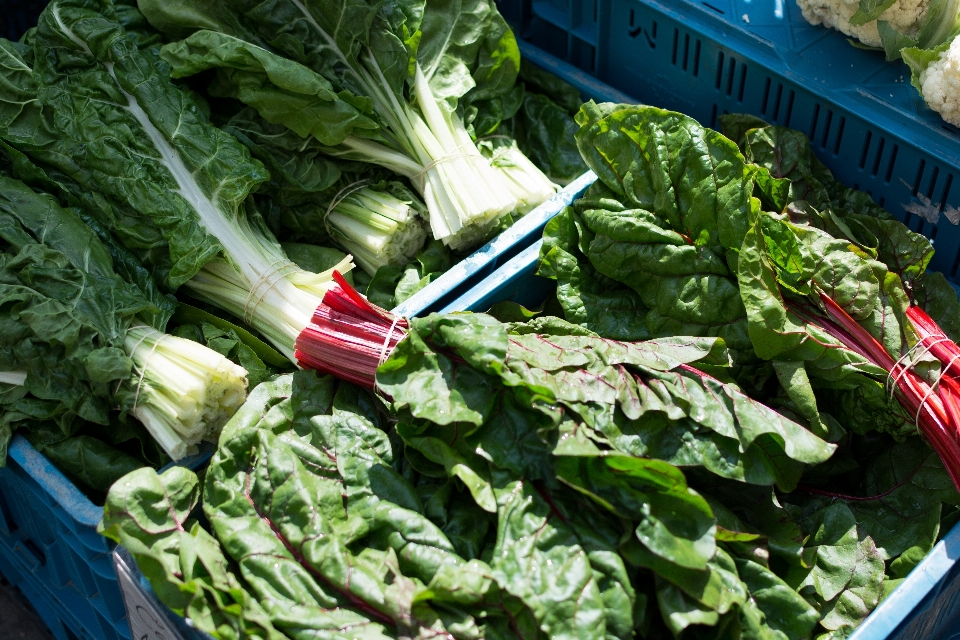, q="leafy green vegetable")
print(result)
[0,0,352,362]
[140,0,557,250]
[100,465,287,638]
[0,166,250,463]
